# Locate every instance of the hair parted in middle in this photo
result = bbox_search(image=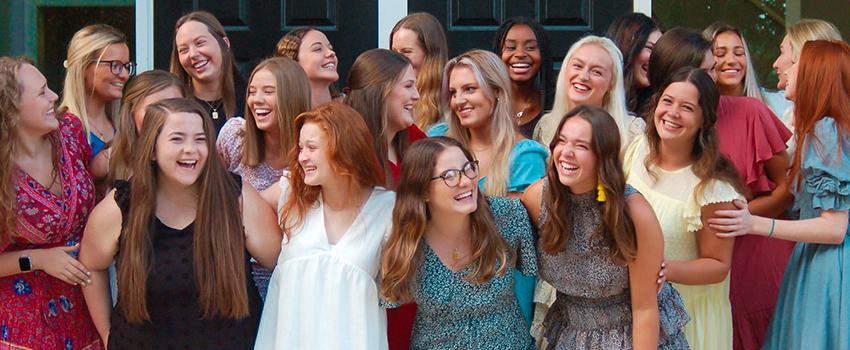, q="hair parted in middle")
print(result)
[539,105,636,265]
[442,49,517,196]
[492,16,555,110]
[119,97,249,323]
[605,12,663,113]
[391,12,448,129]
[278,102,386,240]
[345,48,413,189]
[703,21,766,103]
[380,136,509,303]
[241,57,311,168]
